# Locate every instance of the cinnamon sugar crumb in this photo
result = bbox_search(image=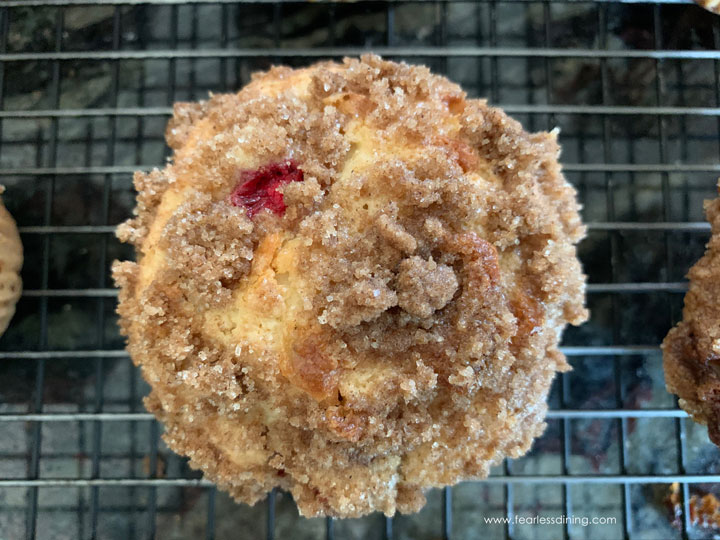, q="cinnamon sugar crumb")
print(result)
[375,204,417,254]
[396,256,458,319]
